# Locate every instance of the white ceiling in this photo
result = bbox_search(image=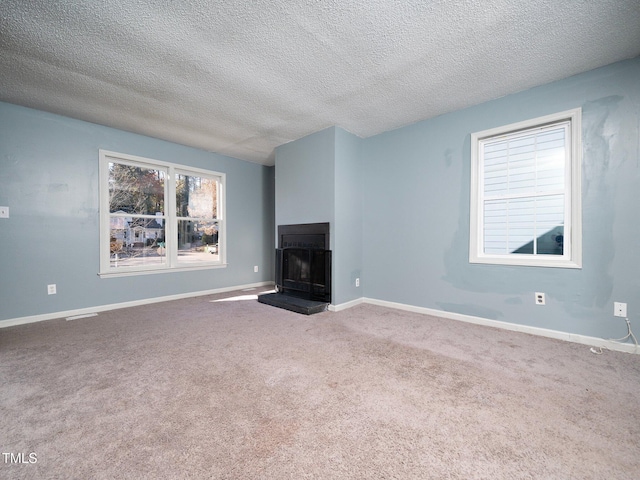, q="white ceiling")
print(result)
[1,1,639,166]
